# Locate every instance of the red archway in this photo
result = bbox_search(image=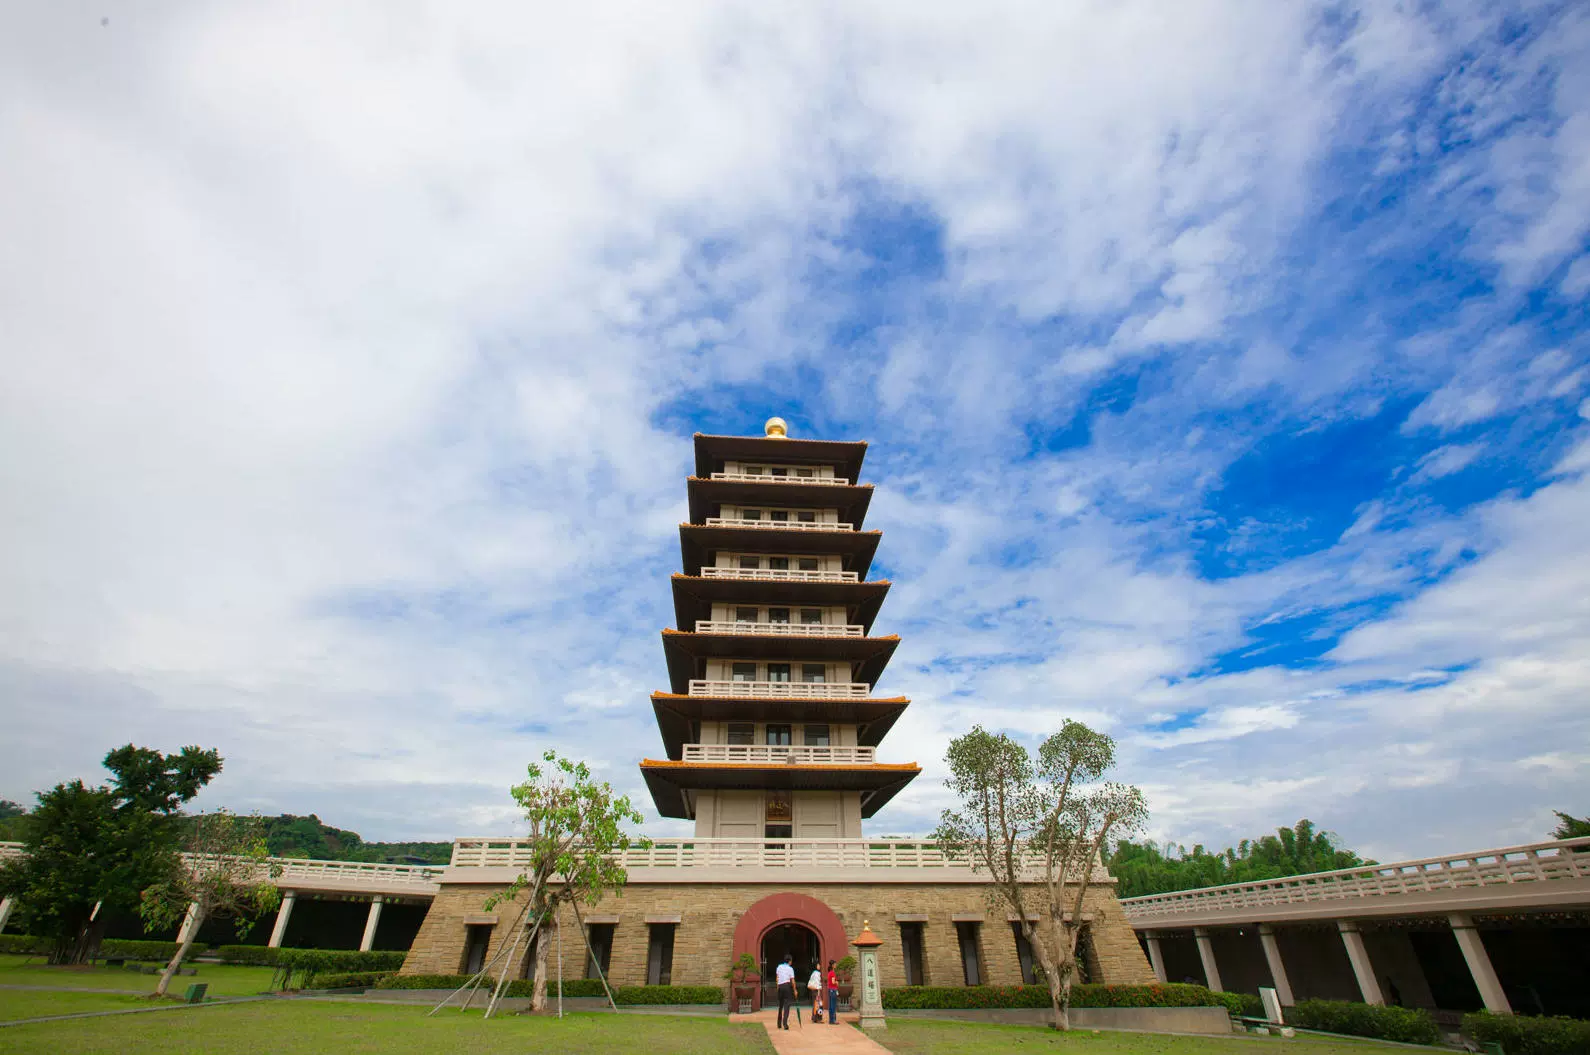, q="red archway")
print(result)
[731,893,848,1011]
